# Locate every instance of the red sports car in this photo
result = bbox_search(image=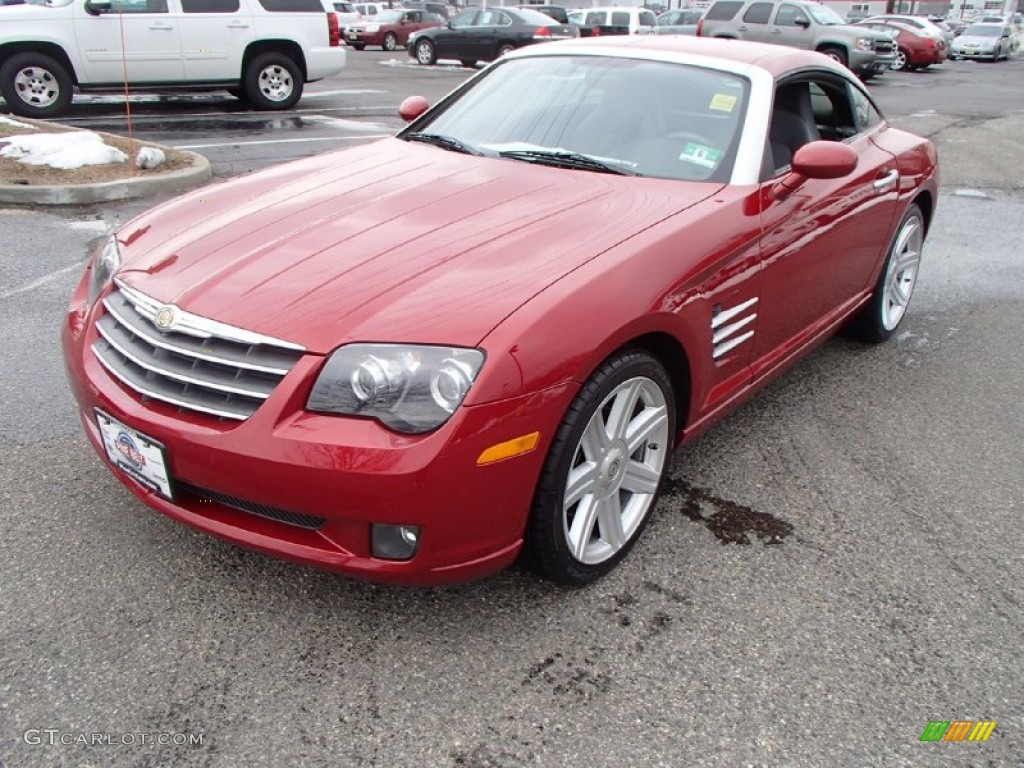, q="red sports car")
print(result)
[63,37,938,586]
